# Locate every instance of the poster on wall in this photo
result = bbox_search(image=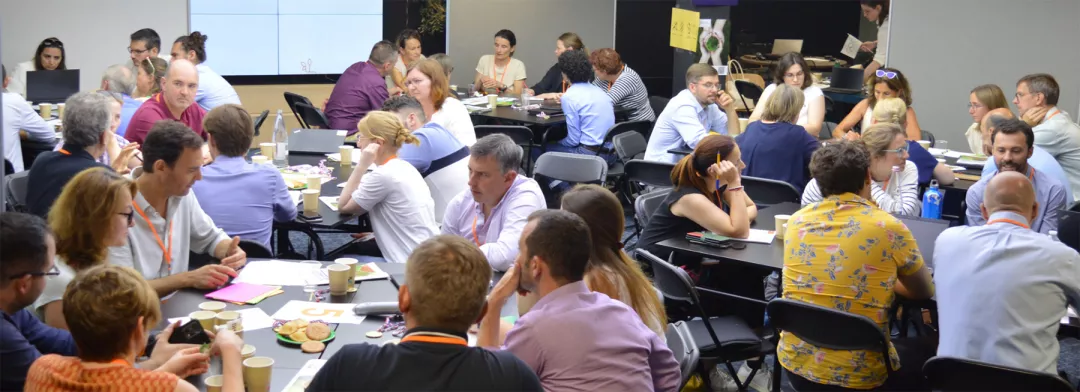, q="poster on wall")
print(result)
[698,19,727,67]
[670,8,701,52]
